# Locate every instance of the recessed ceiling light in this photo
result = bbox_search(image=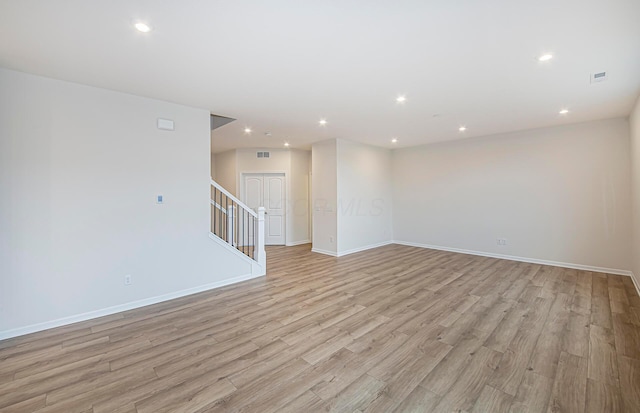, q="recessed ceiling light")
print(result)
[391,138,398,143]
[459,126,467,132]
[559,109,569,115]
[244,127,252,134]
[134,22,152,33]
[396,95,406,103]
[265,132,272,136]
[538,53,553,62]
[319,119,327,126]
[284,142,290,147]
